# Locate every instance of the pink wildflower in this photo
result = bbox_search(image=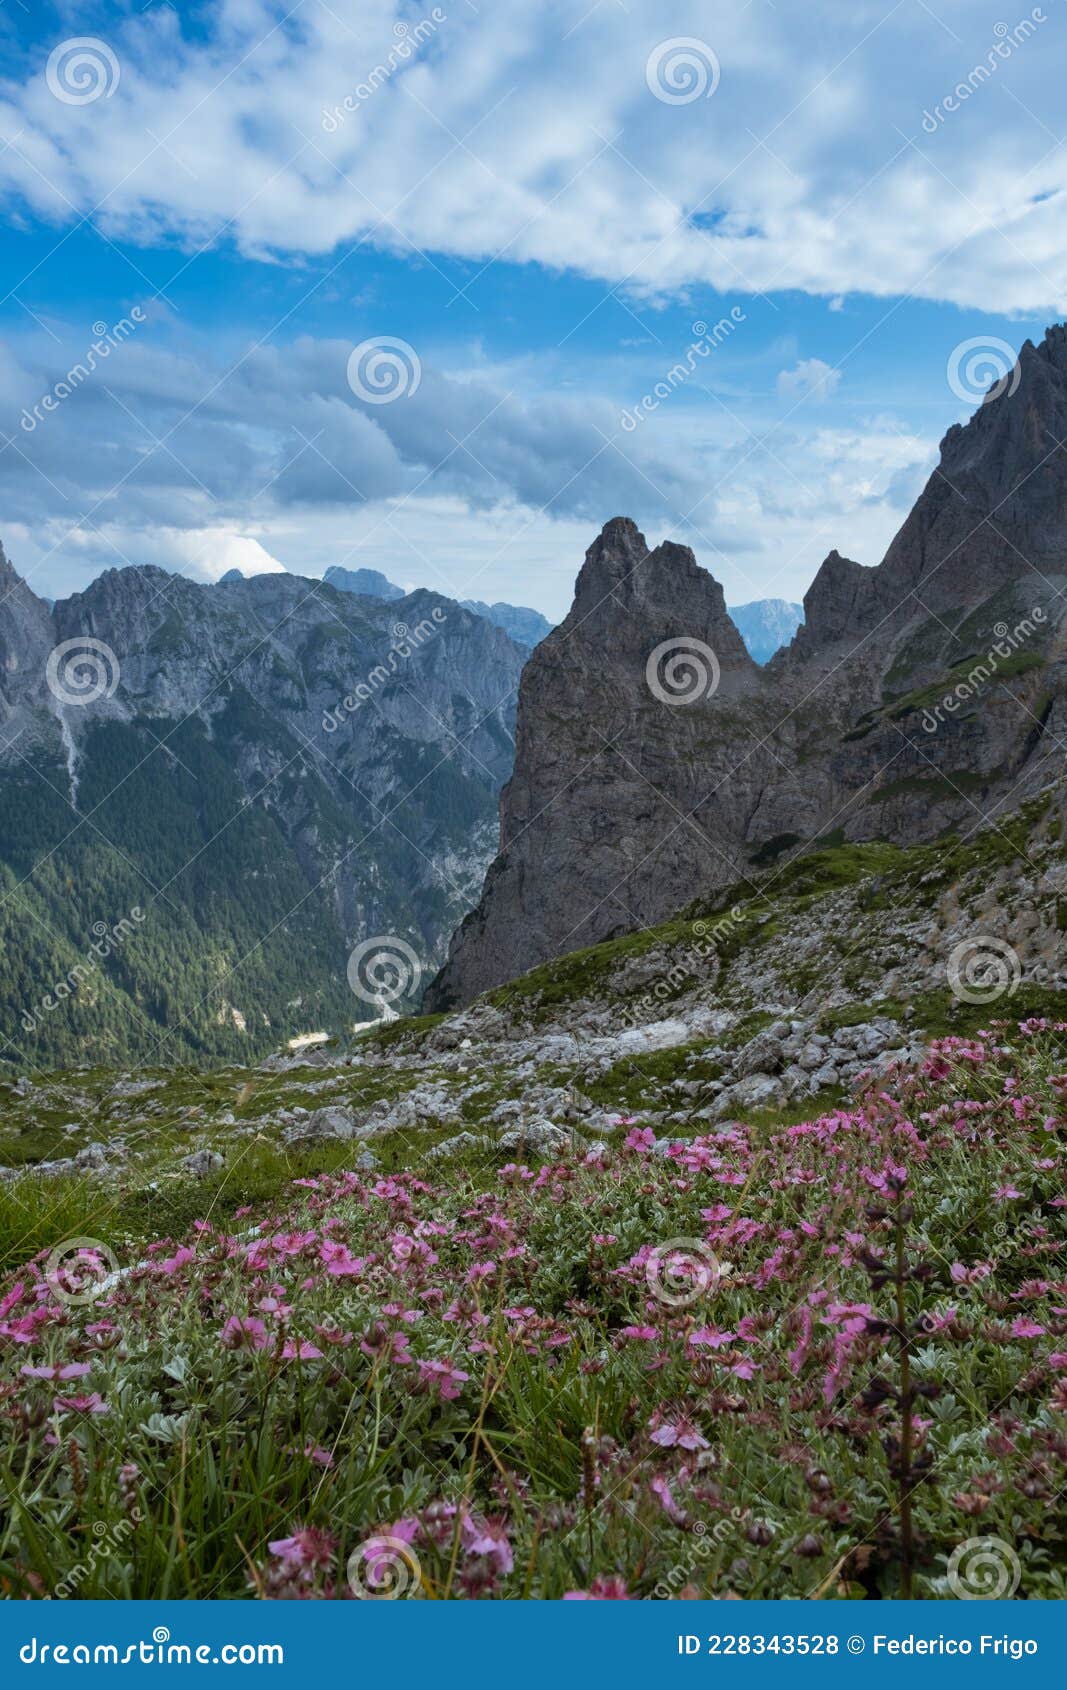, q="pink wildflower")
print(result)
[649,1413,708,1451]
[416,1357,470,1400]
[267,1526,337,1570]
[53,1393,108,1414]
[1011,1318,1046,1339]
[461,1513,514,1573]
[564,1576,631,1599]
